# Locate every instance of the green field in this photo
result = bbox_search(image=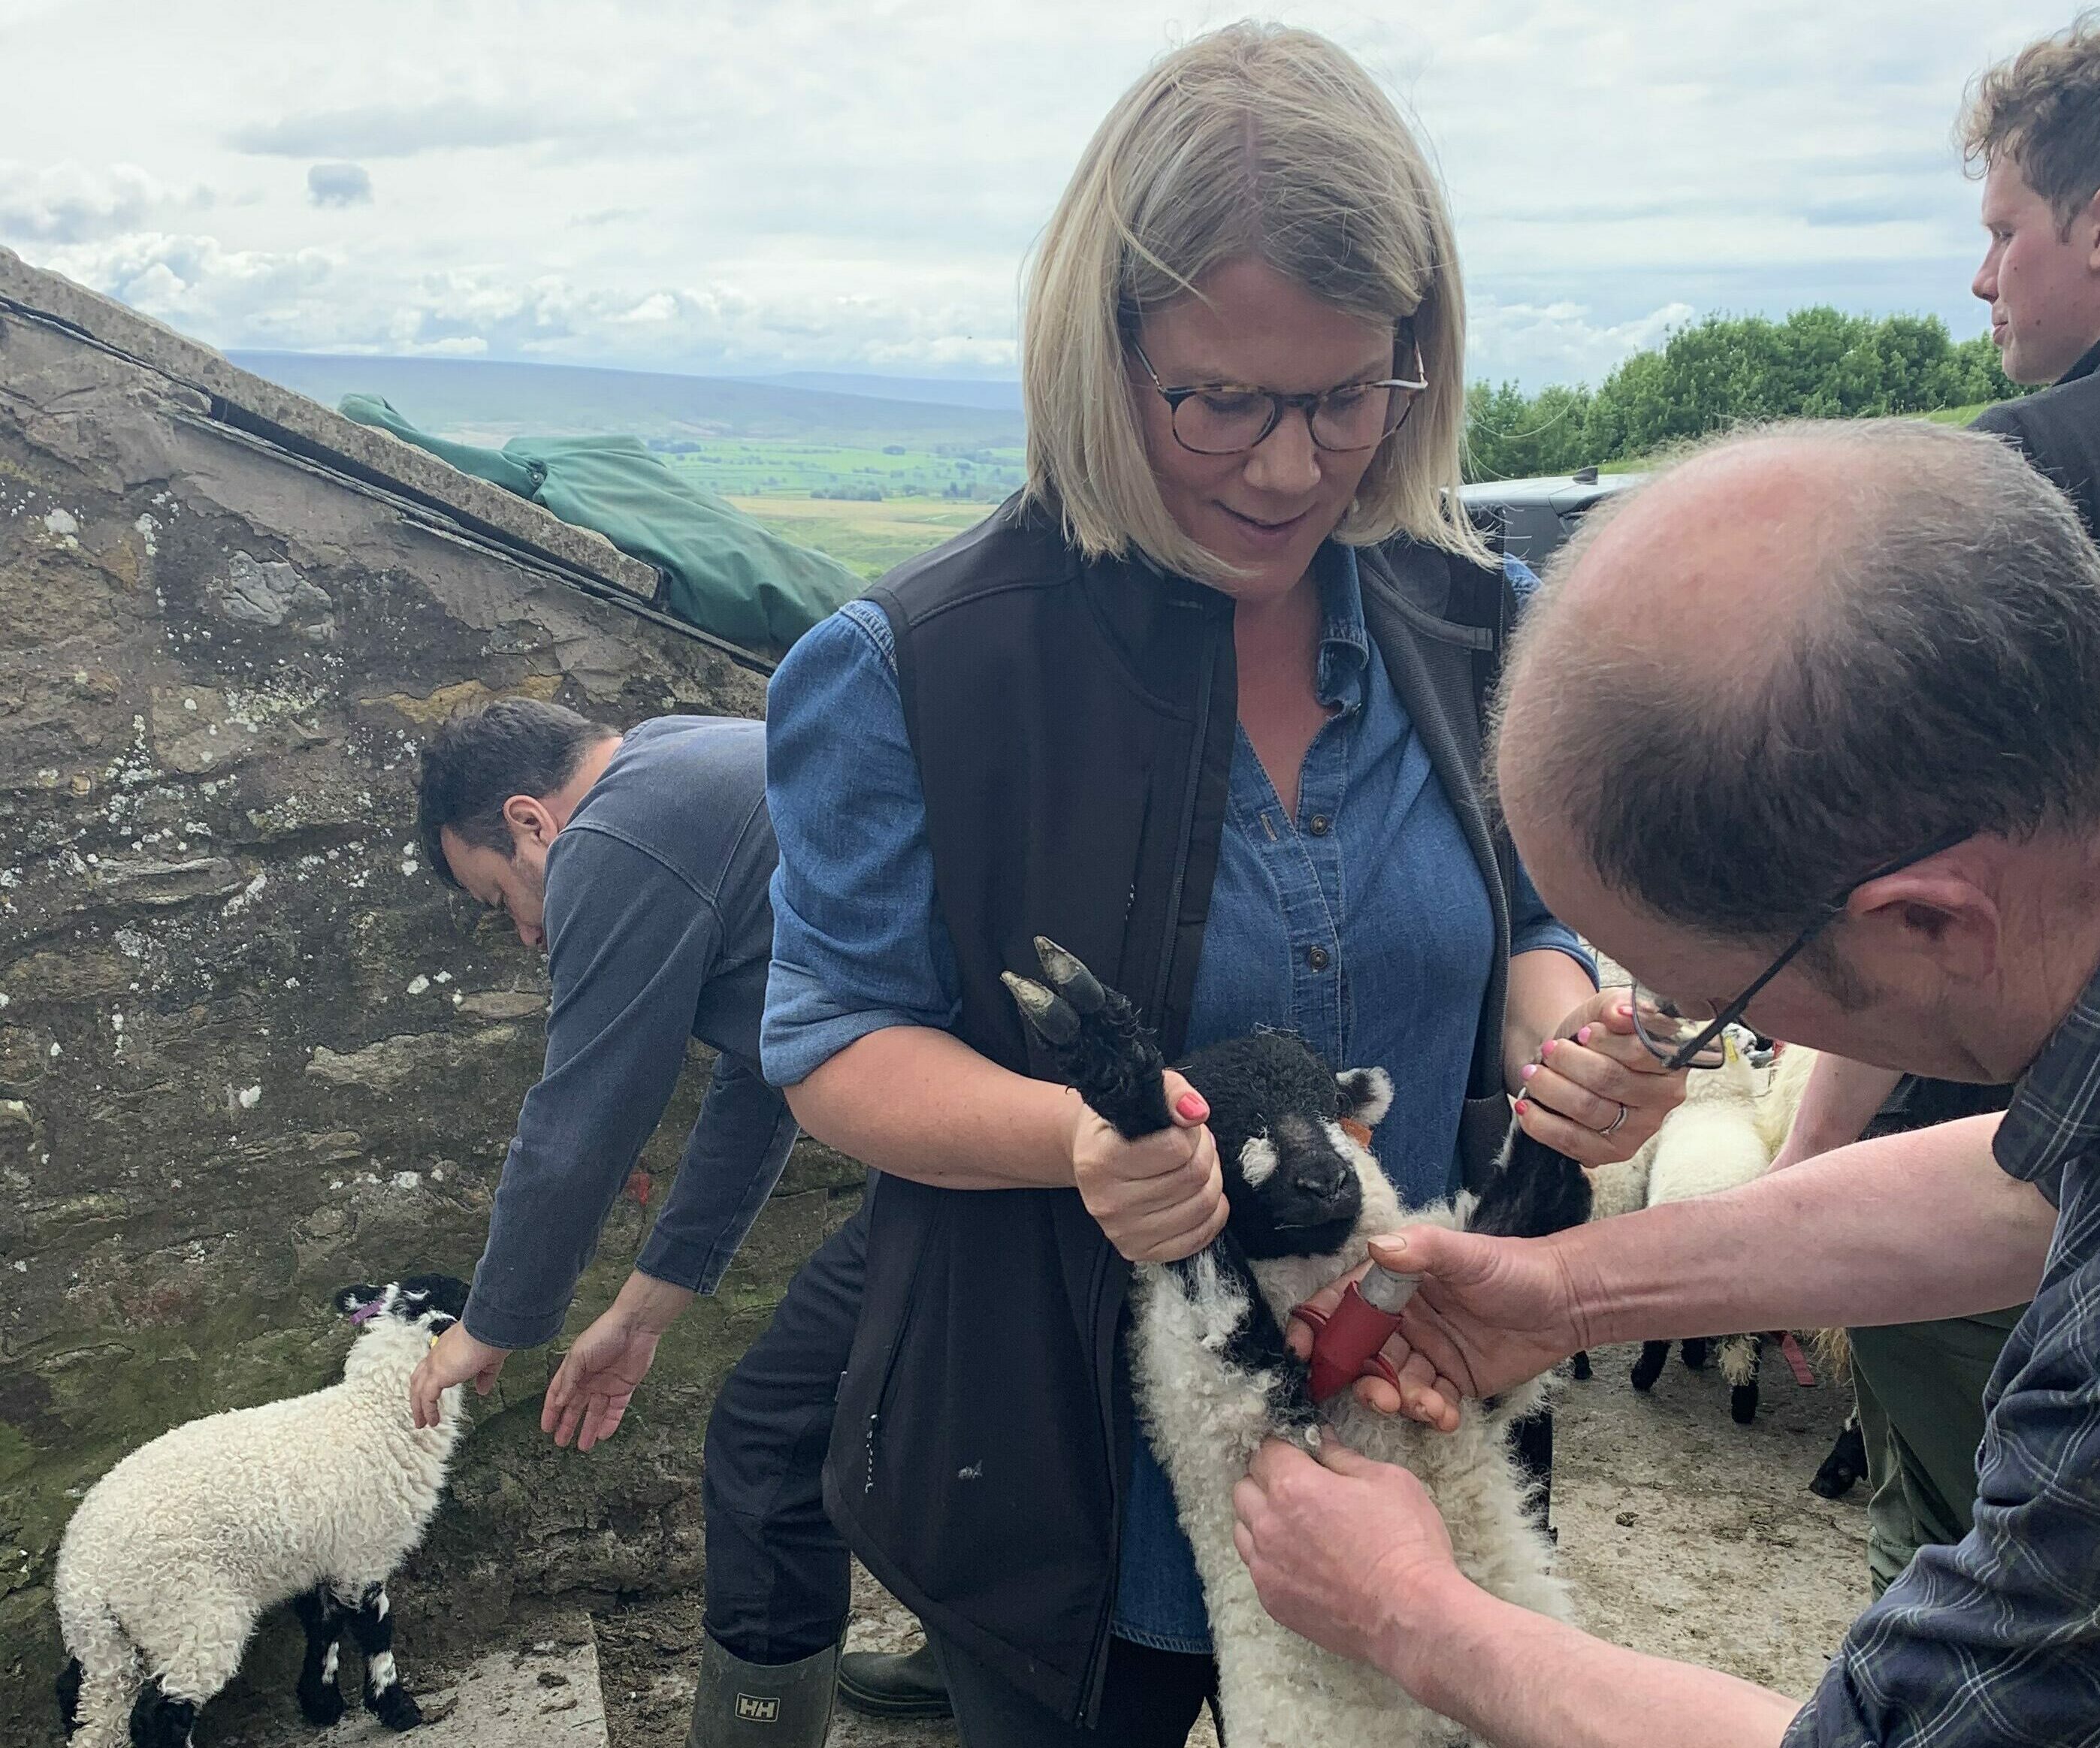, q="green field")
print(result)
[663,441,1025,503]
[730,495,994,579]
